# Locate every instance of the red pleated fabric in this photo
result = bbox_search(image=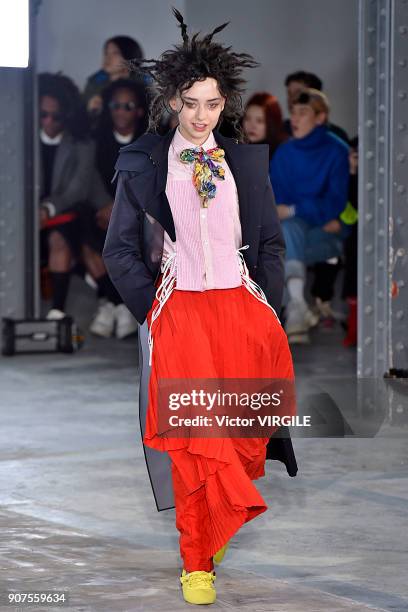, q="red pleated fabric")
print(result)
[143,282,295,572]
